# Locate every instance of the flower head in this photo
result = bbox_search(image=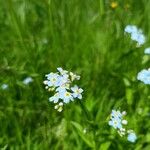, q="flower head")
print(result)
[23,77,33,85]
[125,25,146,46]
[60,91,73,103]
[144,47,150,54]
[137,69,150,84]
[125,25,138,34]
[109,117,122,129]
[71,85,83,99]
[108,110,127,136]
[127,132,137,143]
[1,84,8,90]
[44,67,83,111]
[108,110,137,141]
